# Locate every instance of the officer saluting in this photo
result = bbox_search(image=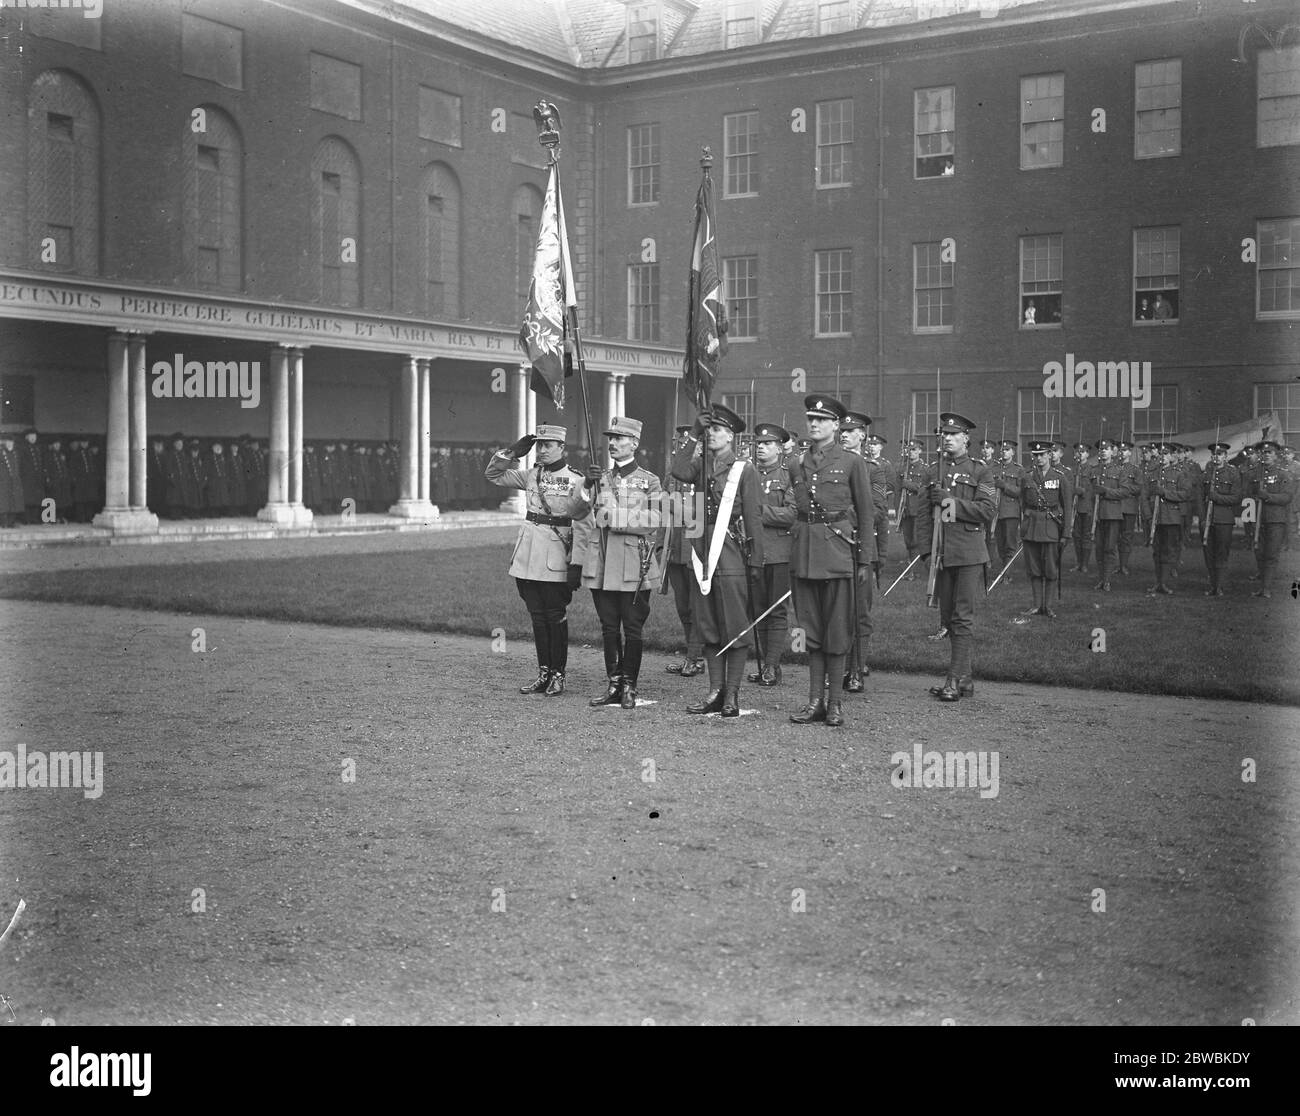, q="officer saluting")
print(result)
[786,395,874,728]
[1018,440,1073,618]
[670,403,765,717]
[486,424,590,695]
[926,412,997,701]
